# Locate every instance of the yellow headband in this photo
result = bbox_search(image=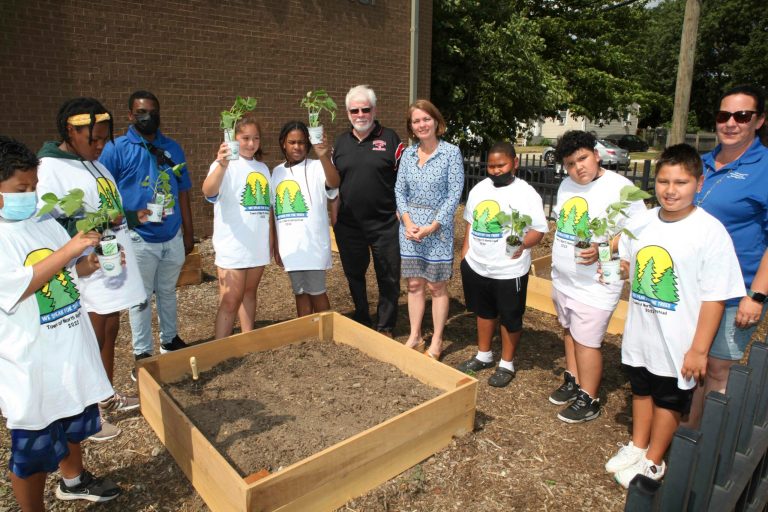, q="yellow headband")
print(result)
[67,113,111,126]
